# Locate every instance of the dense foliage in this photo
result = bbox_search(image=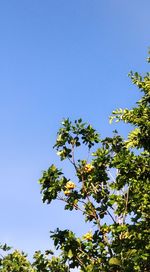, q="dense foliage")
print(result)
[0,55,150,271]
